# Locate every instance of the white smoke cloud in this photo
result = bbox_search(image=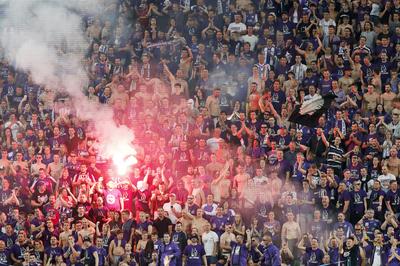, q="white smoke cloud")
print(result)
[0,0,137,172]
